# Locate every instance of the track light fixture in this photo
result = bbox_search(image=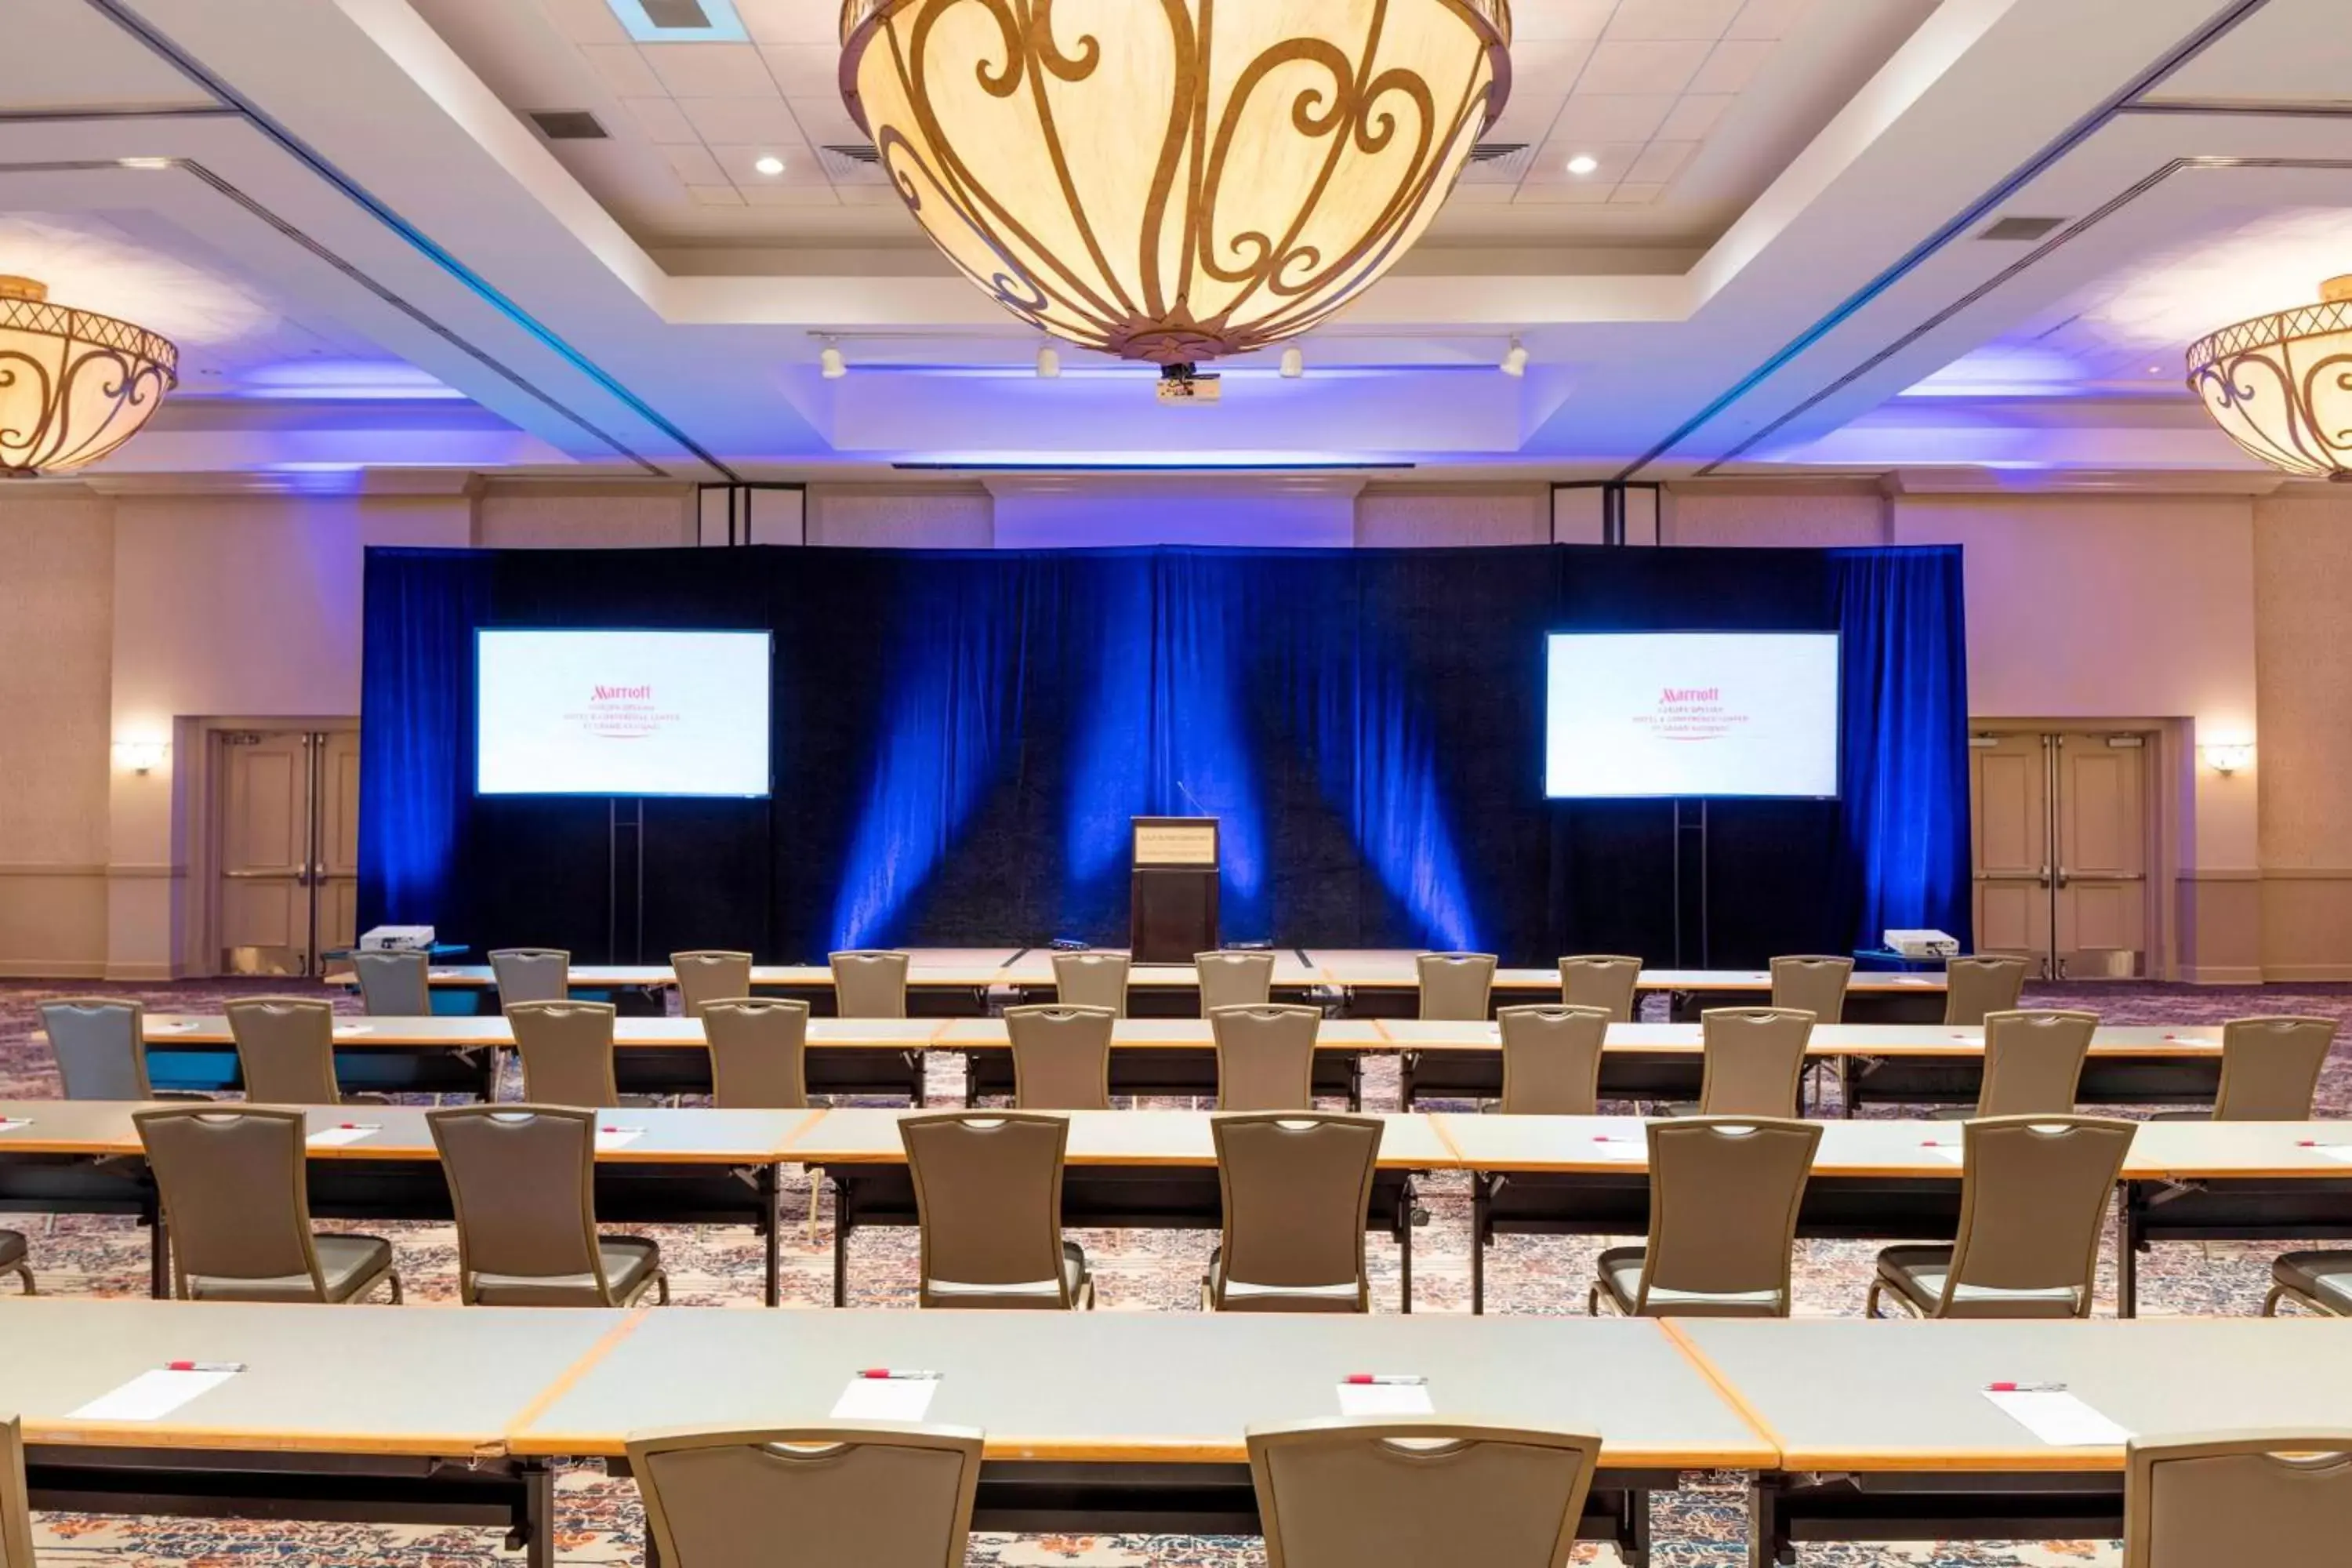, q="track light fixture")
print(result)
[1036,343,1062,379]
[820,343,846,379]
[1500,338,1529,377]
[1279,345,1304,379]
